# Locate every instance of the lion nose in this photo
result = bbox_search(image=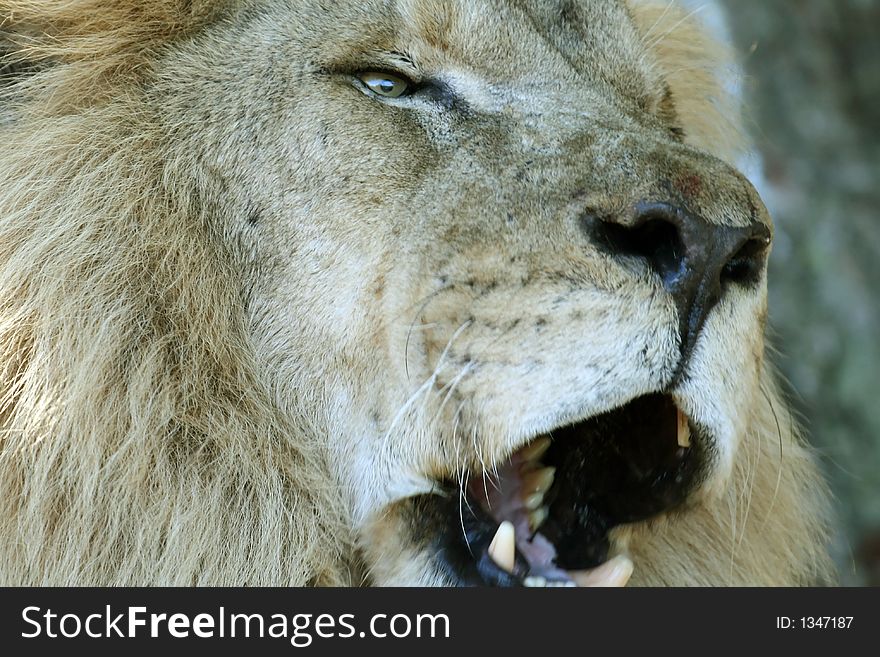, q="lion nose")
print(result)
[583,201,772,357]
